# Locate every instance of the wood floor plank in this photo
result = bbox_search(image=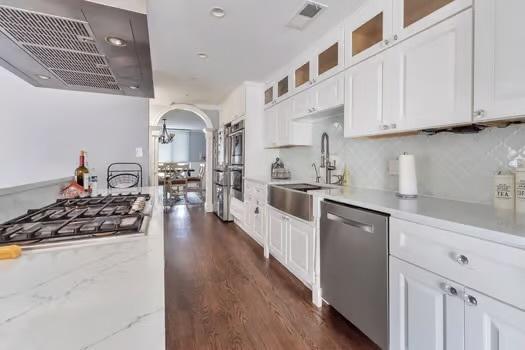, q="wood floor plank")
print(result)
[164,205,380,350]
